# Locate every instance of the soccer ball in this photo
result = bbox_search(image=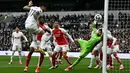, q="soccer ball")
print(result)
[94,14,102,20]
